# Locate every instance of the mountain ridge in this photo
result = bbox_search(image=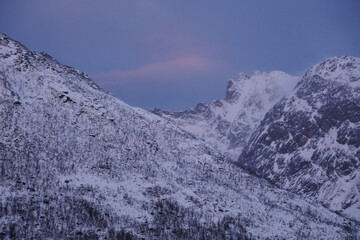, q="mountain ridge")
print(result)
[0,32,358,239]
